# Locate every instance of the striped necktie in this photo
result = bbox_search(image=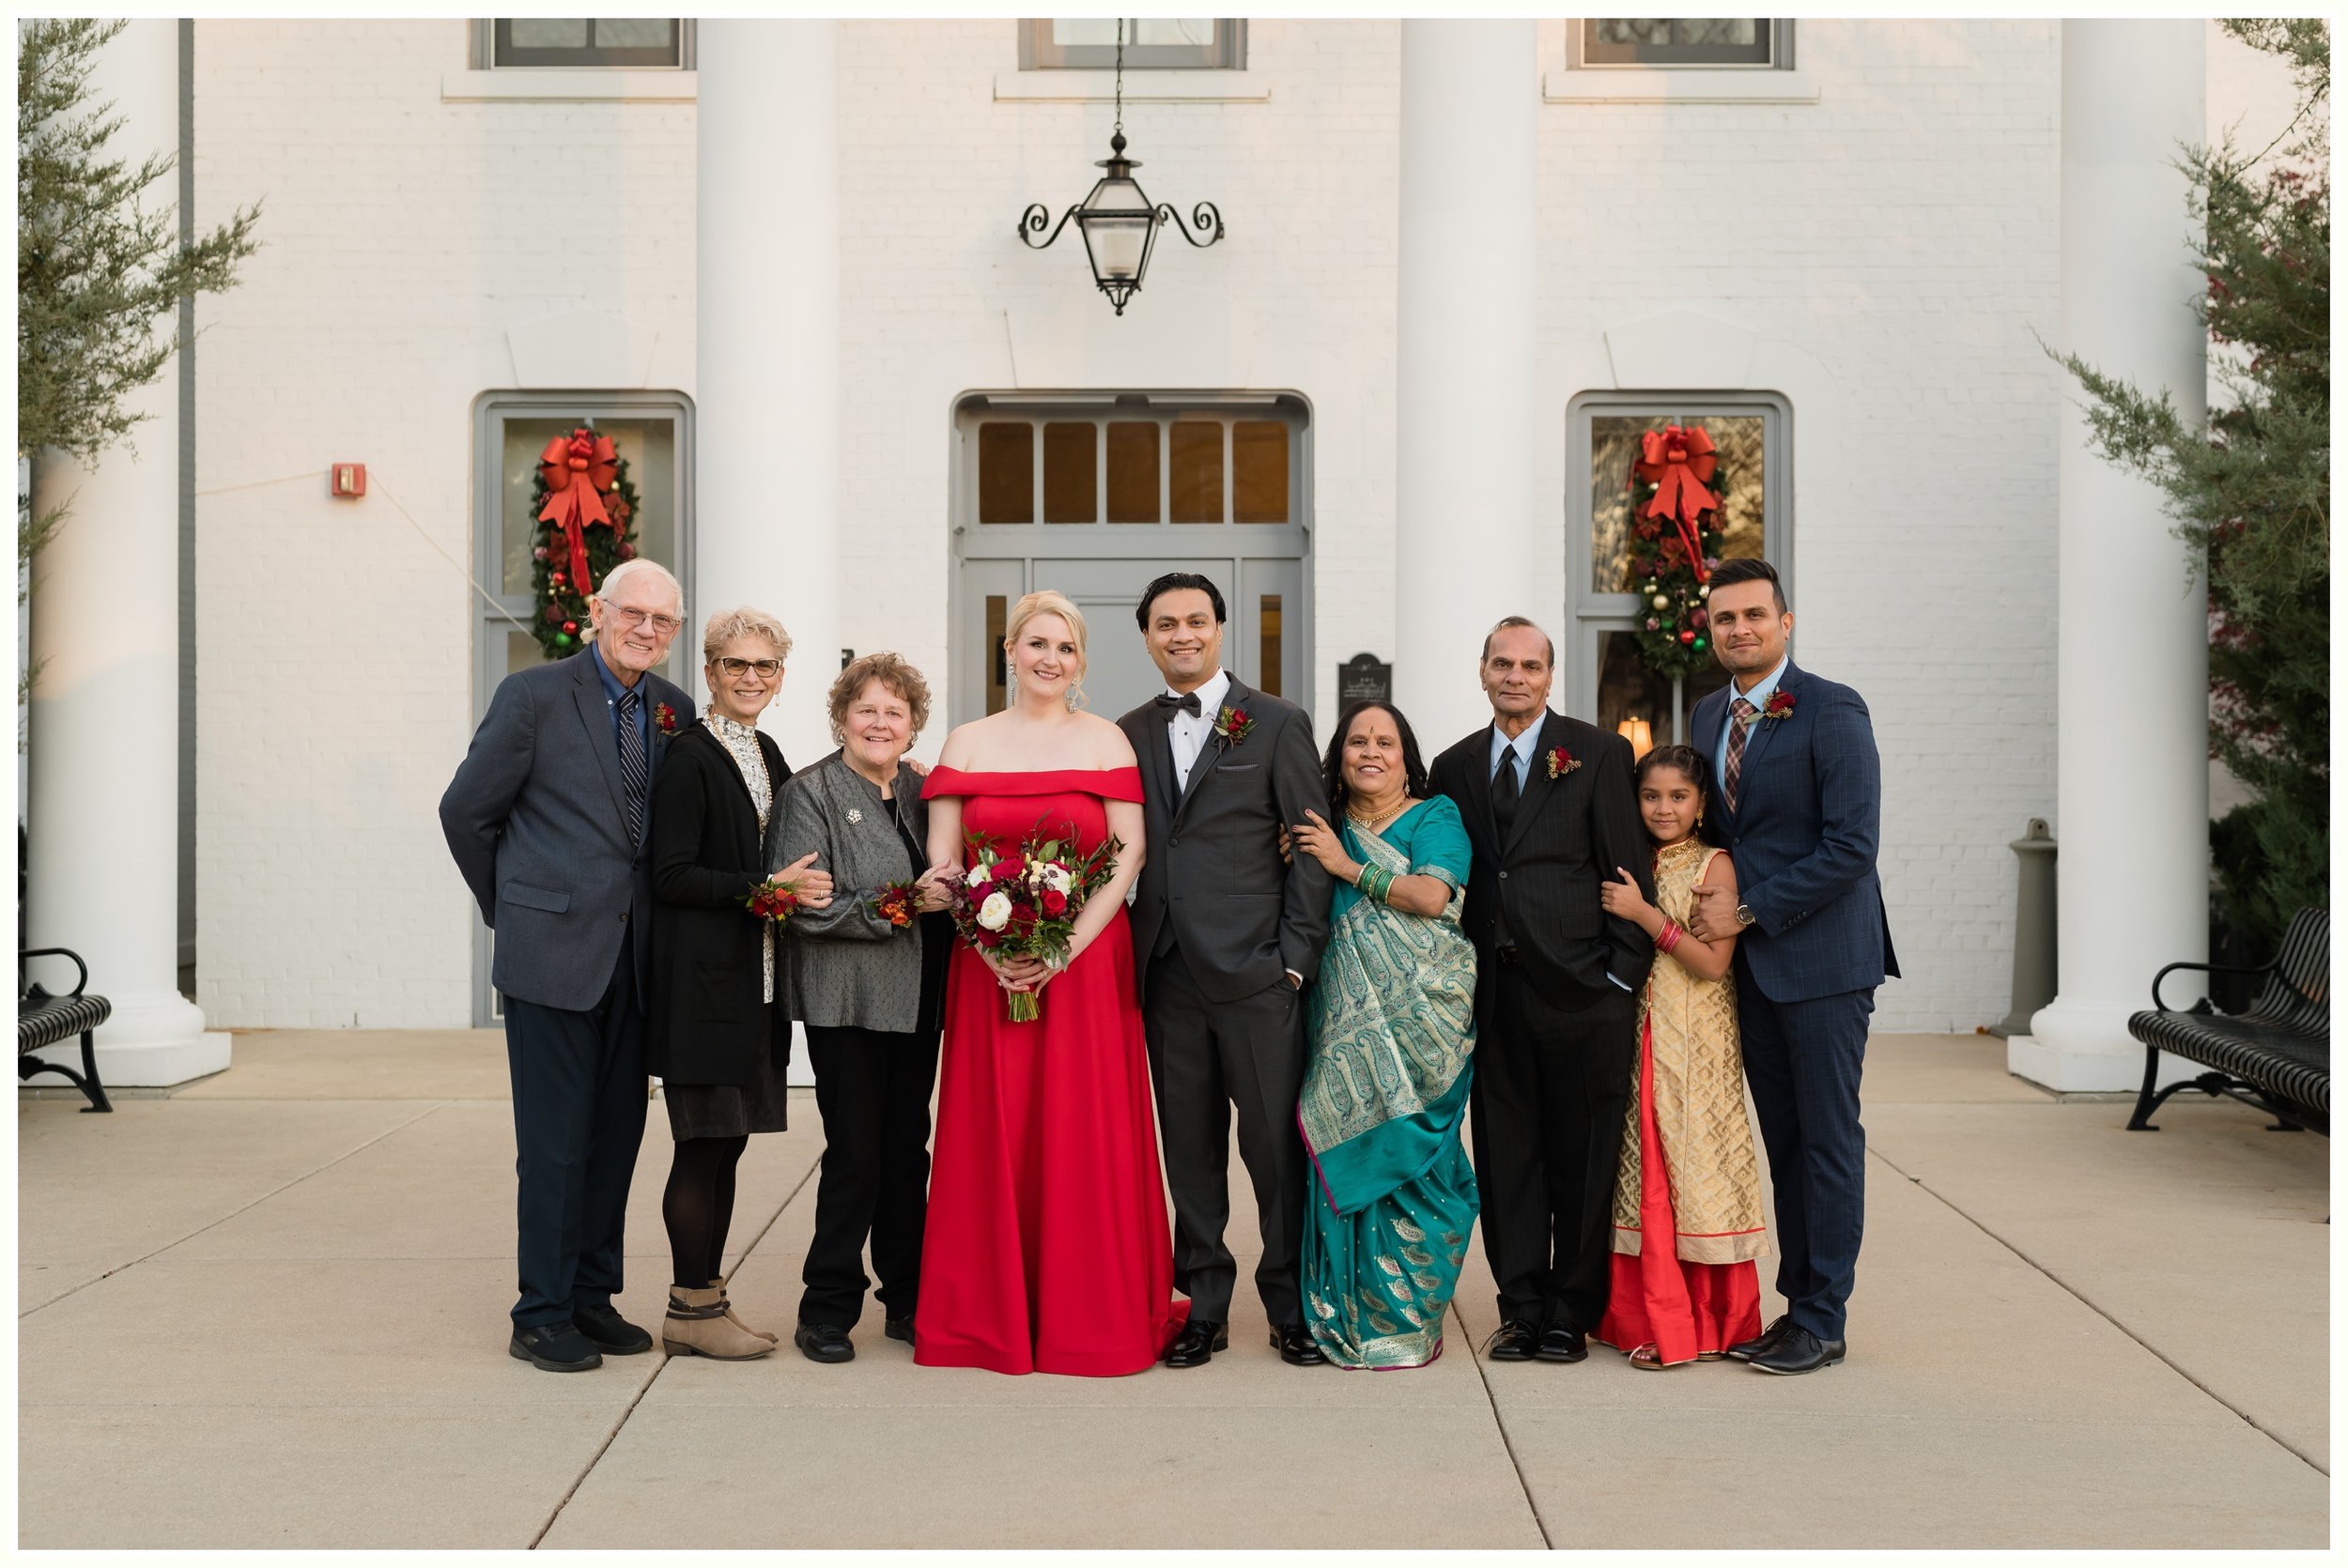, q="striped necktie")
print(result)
[615,687,648,841]
[1722,696,1758,813]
